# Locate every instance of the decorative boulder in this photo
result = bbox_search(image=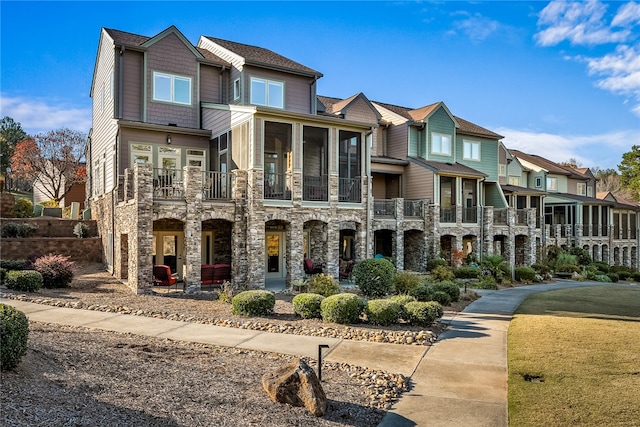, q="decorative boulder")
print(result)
[262,358,327,416]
